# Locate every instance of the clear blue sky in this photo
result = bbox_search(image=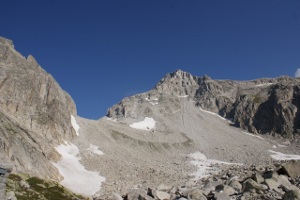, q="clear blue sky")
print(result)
[1,0,300,119]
